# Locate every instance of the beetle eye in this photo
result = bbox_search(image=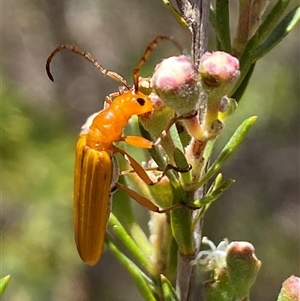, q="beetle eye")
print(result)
[136,98,146,106]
